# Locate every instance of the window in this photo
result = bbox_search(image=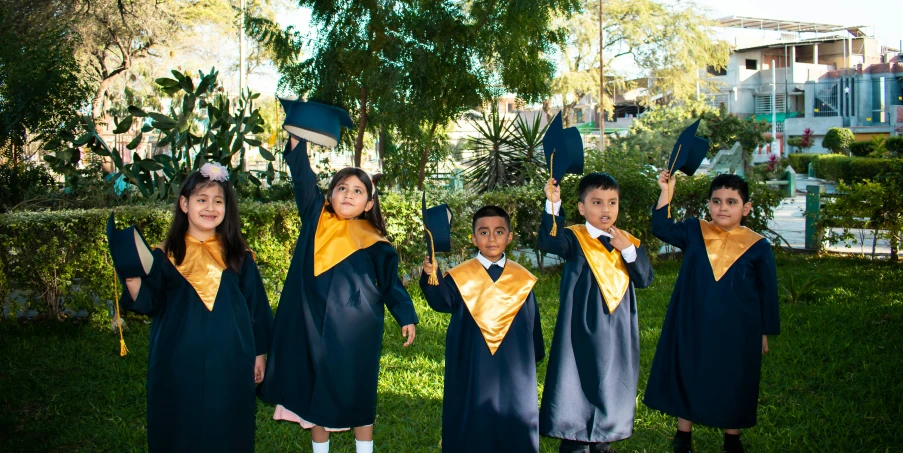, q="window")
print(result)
[707,65,727,76]
[745,59,758,70]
